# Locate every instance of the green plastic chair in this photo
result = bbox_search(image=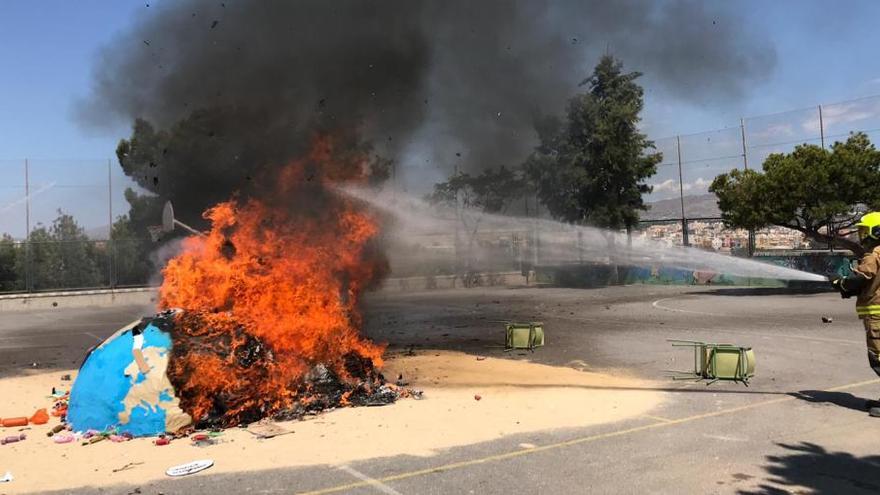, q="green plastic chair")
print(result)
[668,340,755,385]
[505,322,545,351]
